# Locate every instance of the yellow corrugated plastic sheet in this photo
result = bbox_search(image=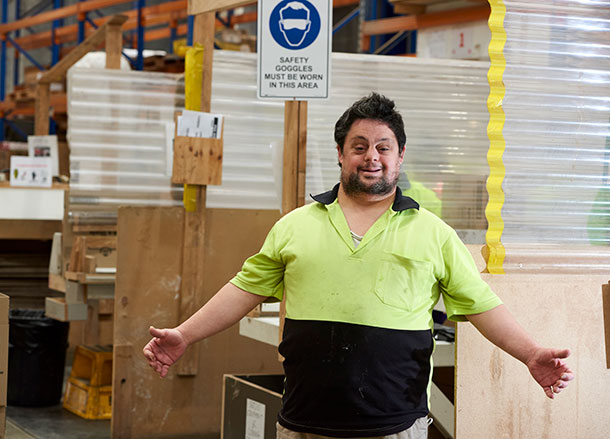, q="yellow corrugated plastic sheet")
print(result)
[485,0,507,274]
[183,44,205,212]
